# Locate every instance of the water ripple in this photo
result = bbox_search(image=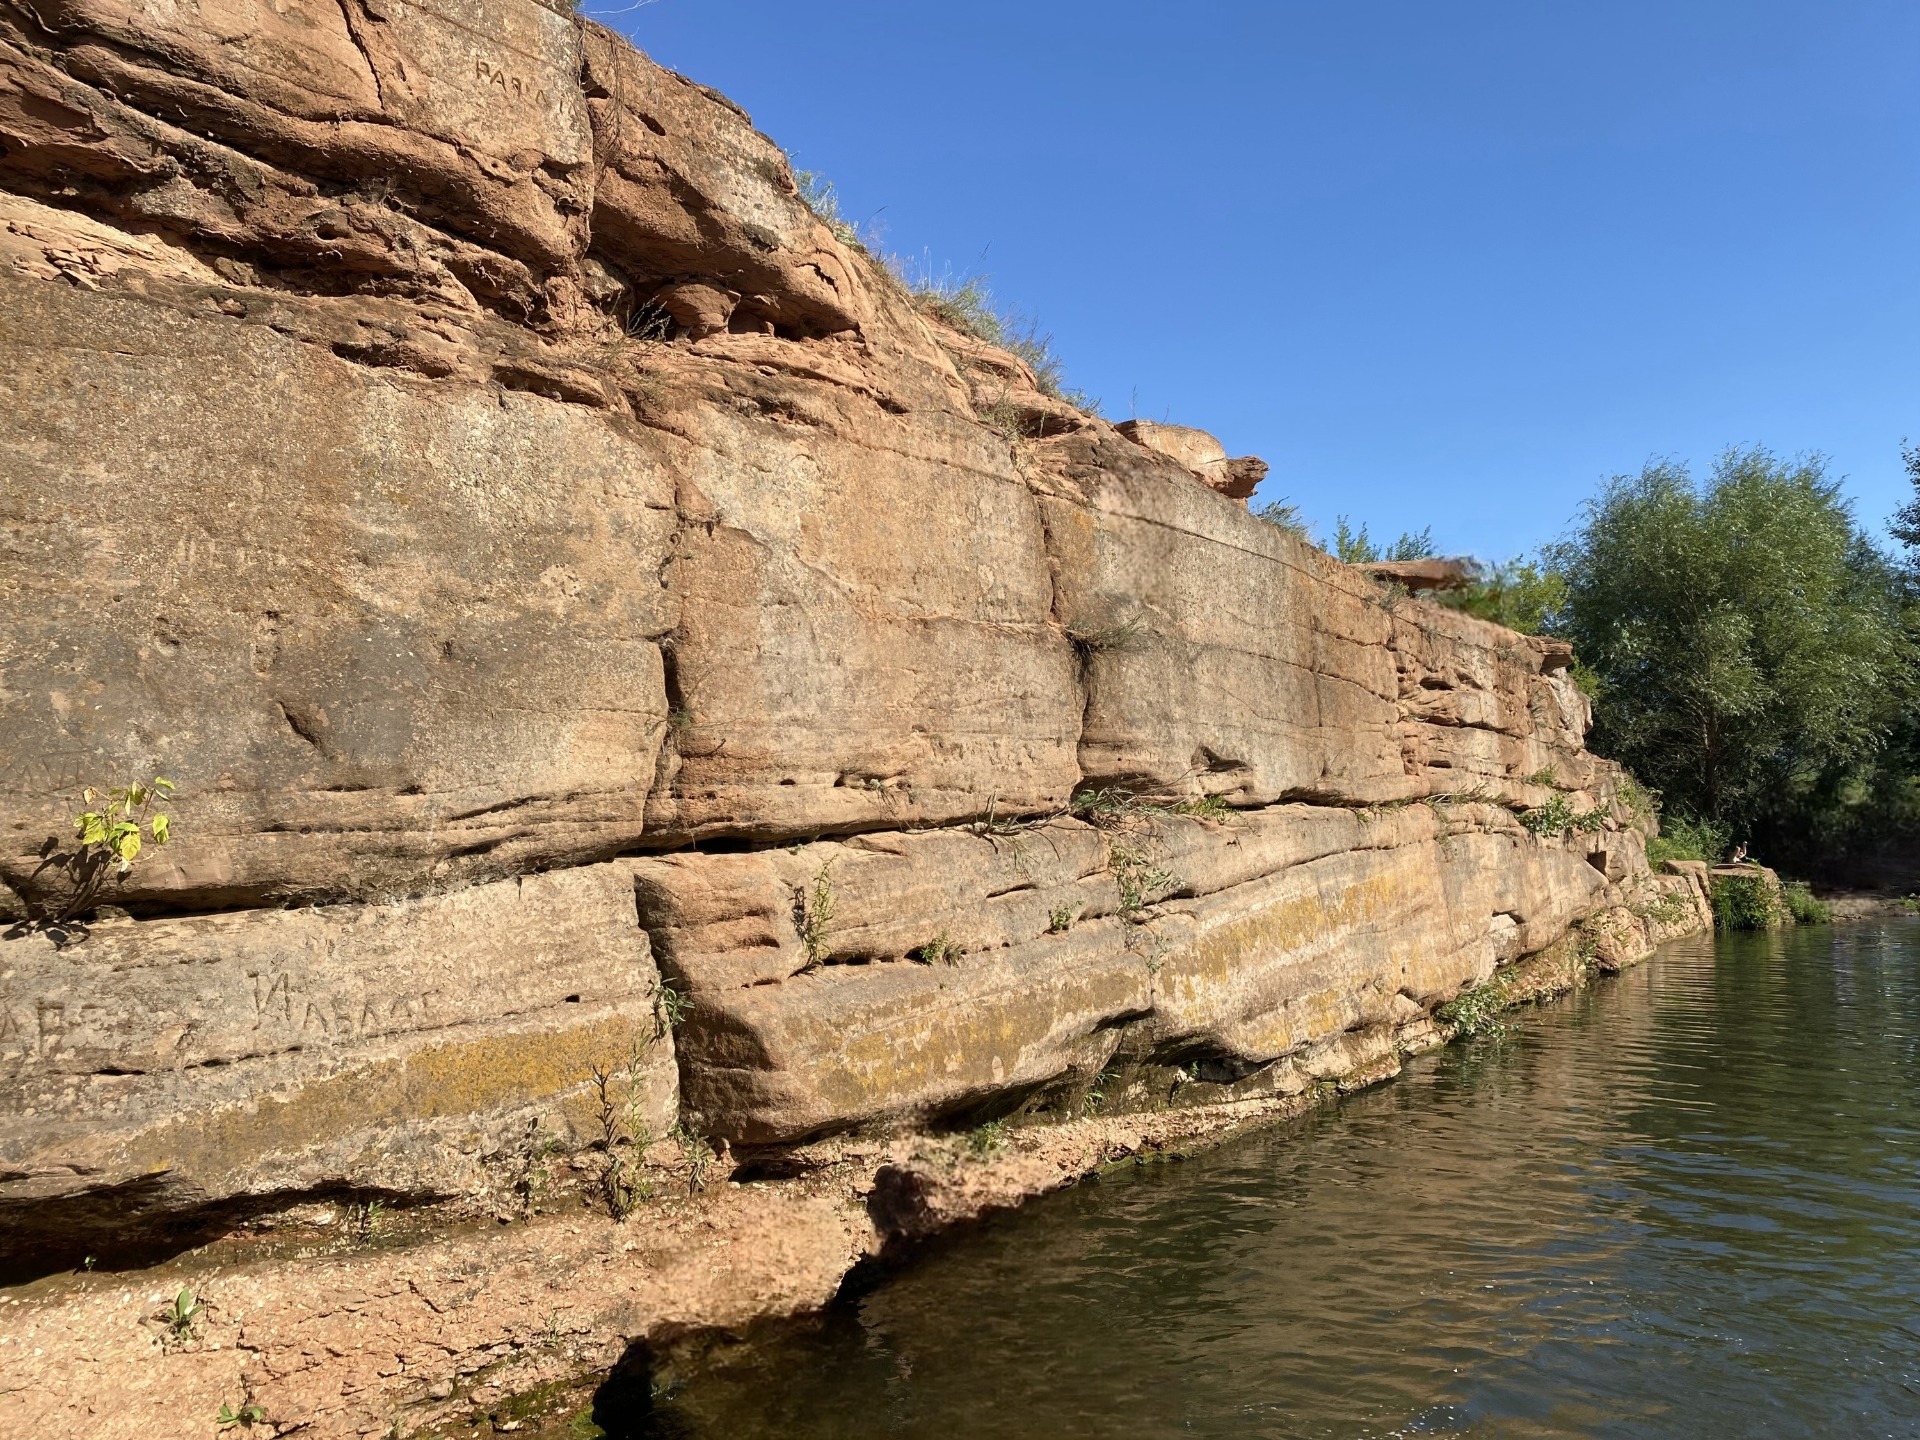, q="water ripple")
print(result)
[625,921,1920,1440]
